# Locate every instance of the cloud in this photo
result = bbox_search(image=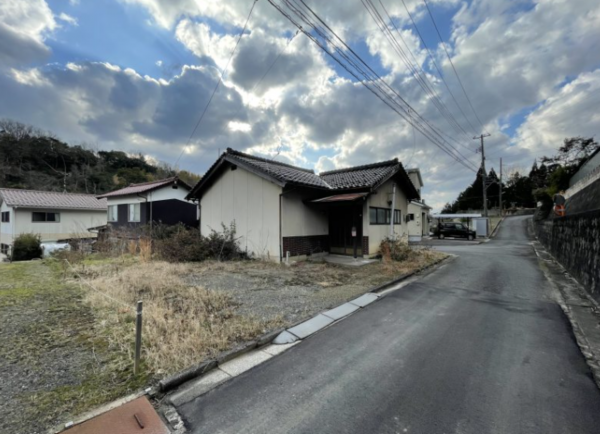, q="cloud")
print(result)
[58,12,78,26]
[0,0,57,68]
[2,0,600,212]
